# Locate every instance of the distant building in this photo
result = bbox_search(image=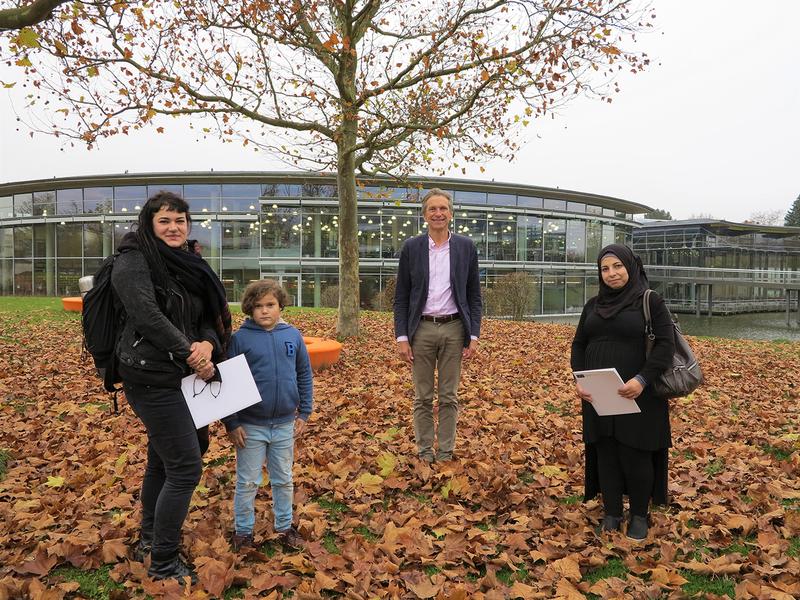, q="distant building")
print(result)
[633,219,800,314]
[0,172,649,316]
